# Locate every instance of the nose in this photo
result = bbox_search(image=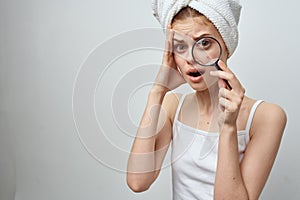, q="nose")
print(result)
[186,49,195,65]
